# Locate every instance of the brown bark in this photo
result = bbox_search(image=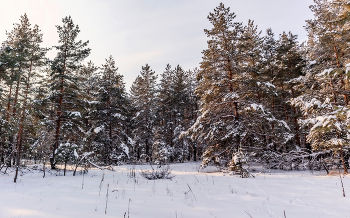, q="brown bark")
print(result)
[145,105,149,157]
[6,77,13,121]
[13,134,23,182]
[234,102,239,120]
[283,103,289,121]
[291,88,300,147]
[293,107,300,147]
[222,32,238,120]
[14,61,33,182]
[12,72,21,116]
[334,46,340,68]
[340,147,348,175]
[343,94,348,106]
[13,135,22,183]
